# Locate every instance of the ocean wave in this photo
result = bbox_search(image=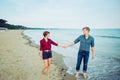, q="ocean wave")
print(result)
[95,35,120,39]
